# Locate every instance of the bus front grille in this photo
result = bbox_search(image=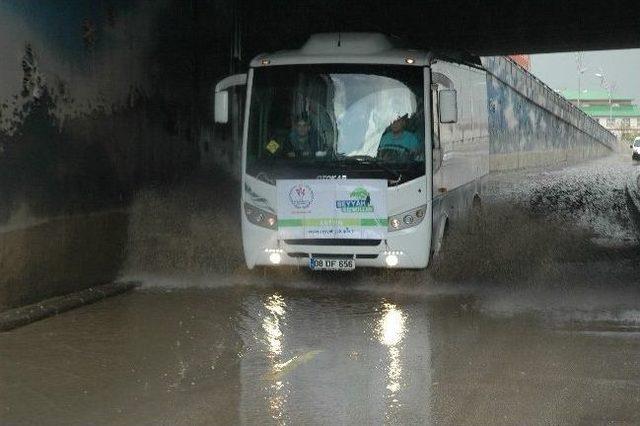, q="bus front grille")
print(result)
[287,252,379,259]
[283,239,382,246]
